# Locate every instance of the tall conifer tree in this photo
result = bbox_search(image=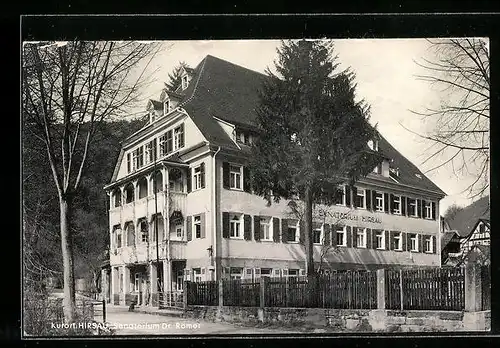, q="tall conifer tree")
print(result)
[250,40,383,276]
